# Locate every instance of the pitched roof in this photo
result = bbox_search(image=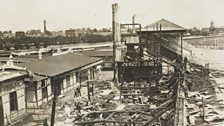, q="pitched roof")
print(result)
[18,53,102,77]
[144,19,186,32]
